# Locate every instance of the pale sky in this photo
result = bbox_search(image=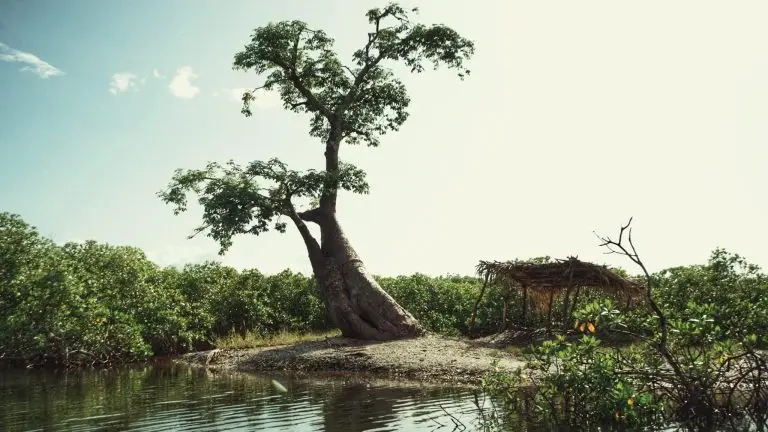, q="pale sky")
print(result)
[1,0,766,276]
